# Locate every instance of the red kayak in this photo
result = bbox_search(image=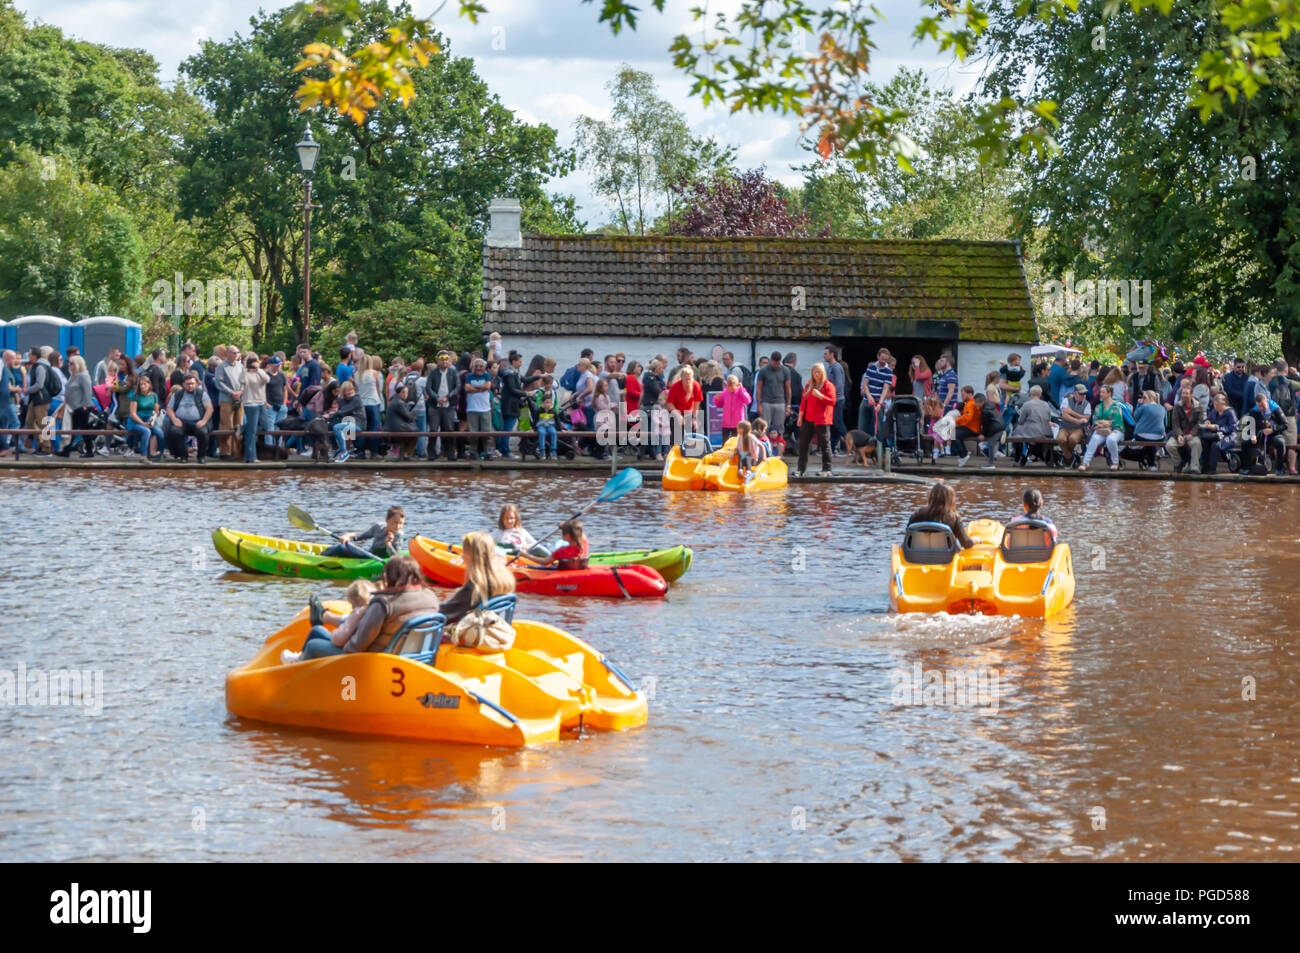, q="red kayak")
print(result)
[408,536,668,598]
